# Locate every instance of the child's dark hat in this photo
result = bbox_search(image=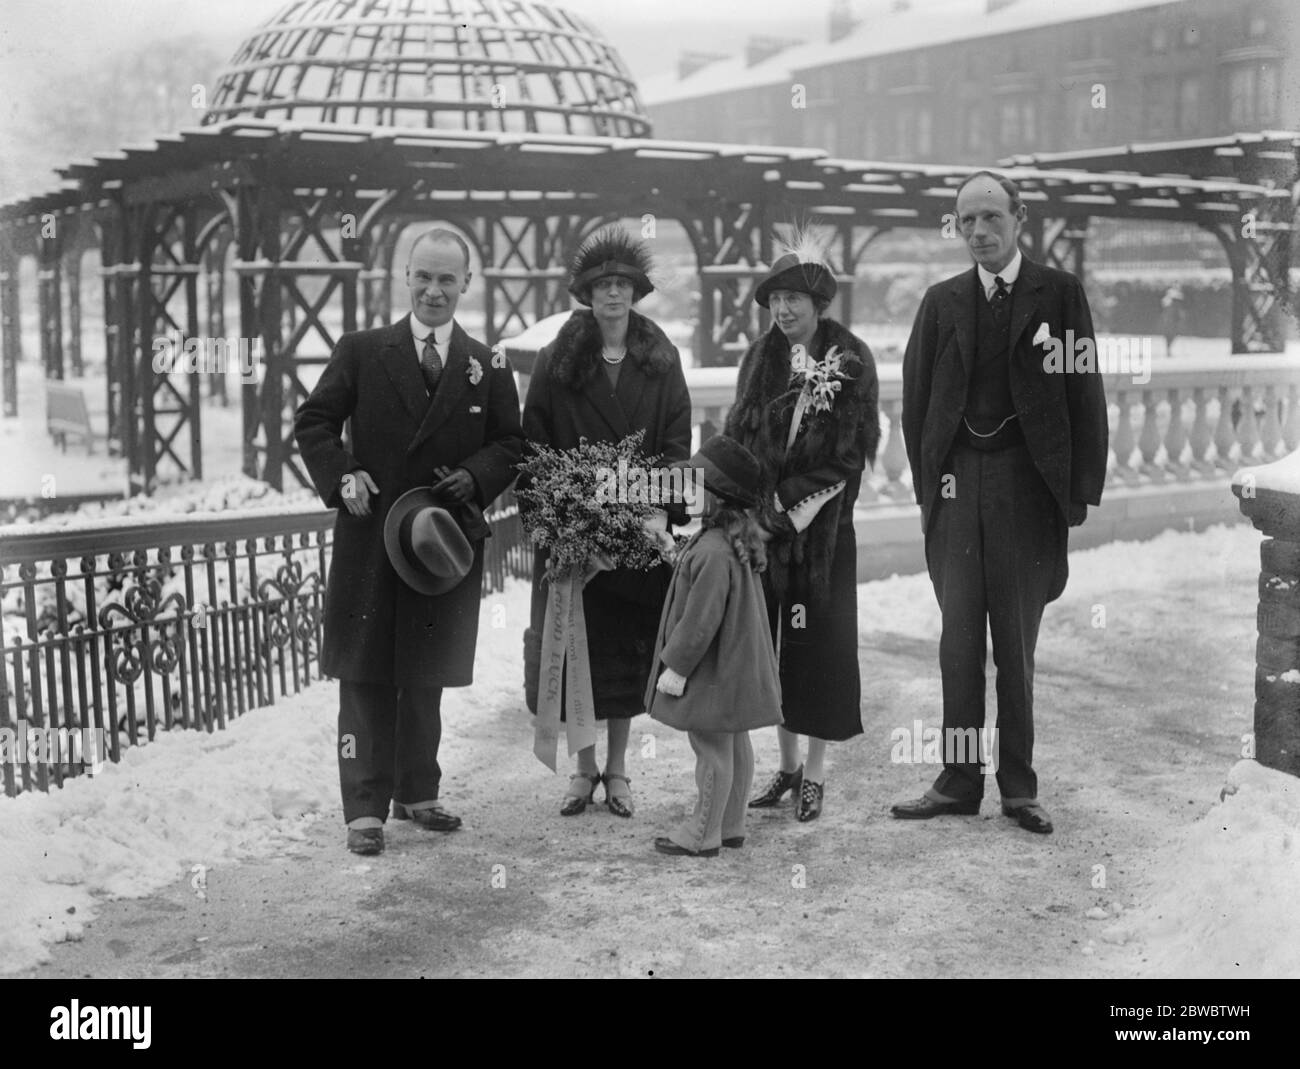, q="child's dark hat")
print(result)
[689,435,762,508]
